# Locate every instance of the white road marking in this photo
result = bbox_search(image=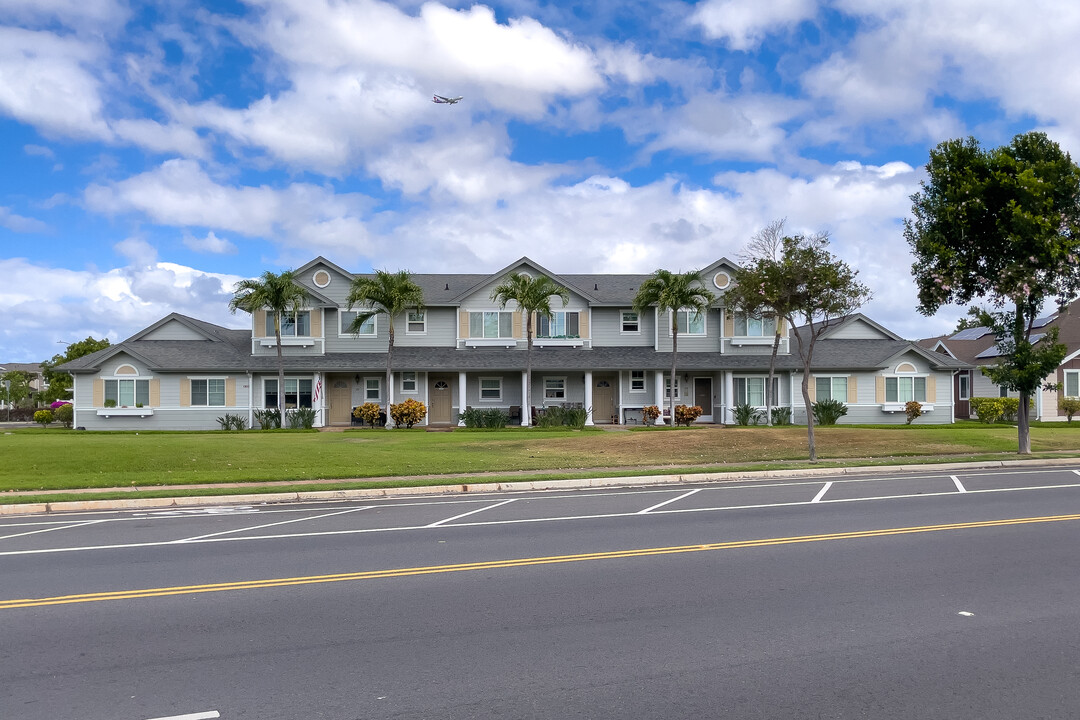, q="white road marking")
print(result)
[426,499,518,527]
[0,519,109,542]
[172,506,374,543]
[136,506,257,516]
[637,488,702,514]
[958,611,975,617]
[144,711,219,720]
[952,475,967,493]
[811,482,832,503]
